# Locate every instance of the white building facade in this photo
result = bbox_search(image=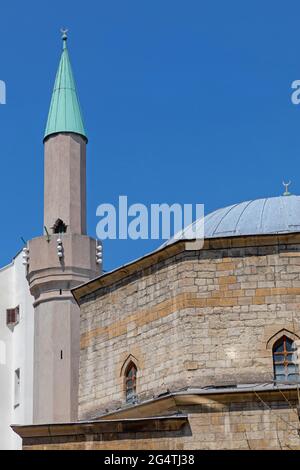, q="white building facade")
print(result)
[0,252,34,449]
